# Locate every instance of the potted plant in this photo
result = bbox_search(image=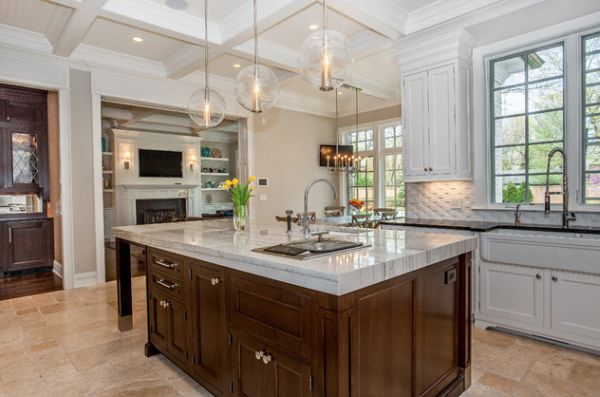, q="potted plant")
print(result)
[223,176,256,231]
